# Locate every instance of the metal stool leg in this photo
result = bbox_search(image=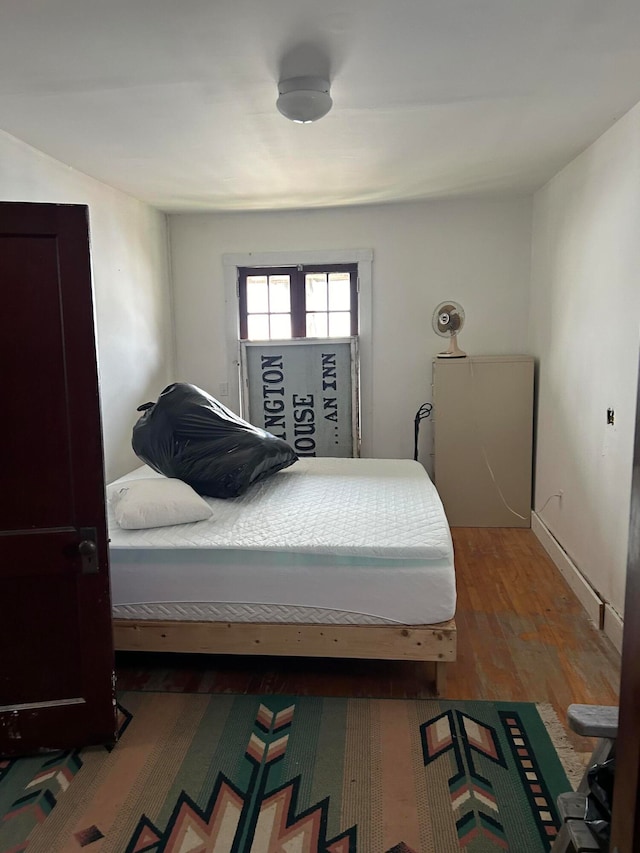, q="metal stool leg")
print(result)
[552,821,573,853]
